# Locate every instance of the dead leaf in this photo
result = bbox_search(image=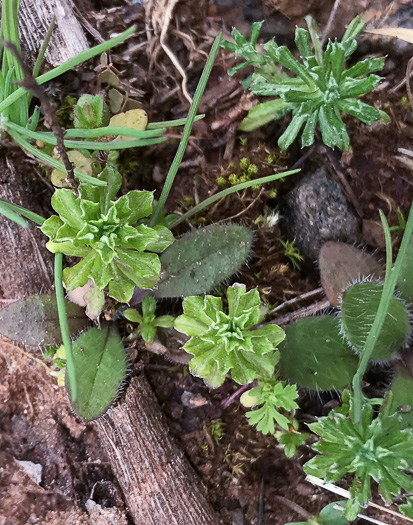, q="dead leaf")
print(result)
[109,109,148,141]
[51,150,94,187]
[366,27,413,44]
